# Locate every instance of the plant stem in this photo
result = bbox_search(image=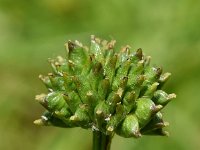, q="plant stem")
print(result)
[93,130,113,150]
